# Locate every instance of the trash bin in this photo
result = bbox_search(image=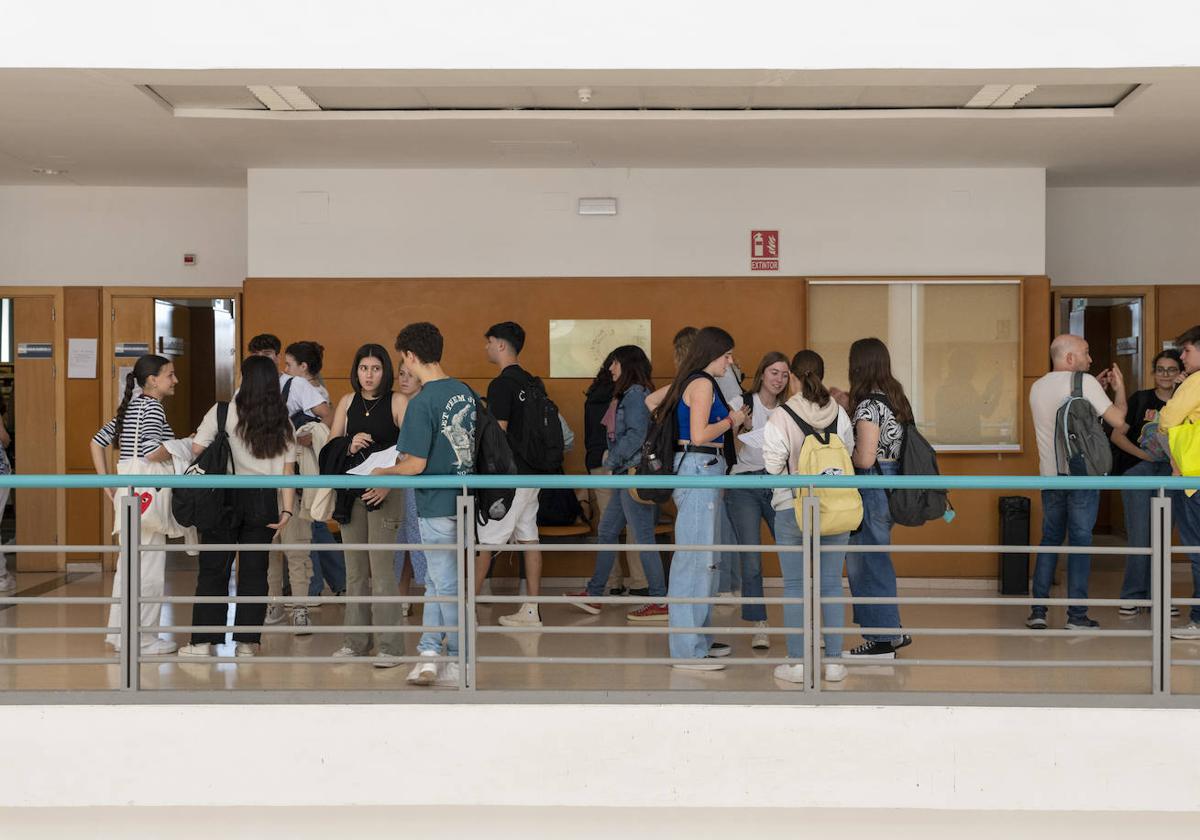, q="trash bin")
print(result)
[998,496,1031,595]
